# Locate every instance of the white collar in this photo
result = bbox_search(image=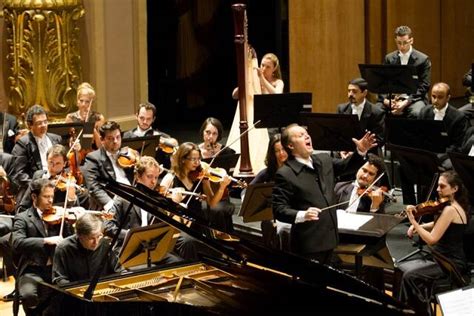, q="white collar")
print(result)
[433,104,449,115]
[398,46,413,58]
[295,156,313,169]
